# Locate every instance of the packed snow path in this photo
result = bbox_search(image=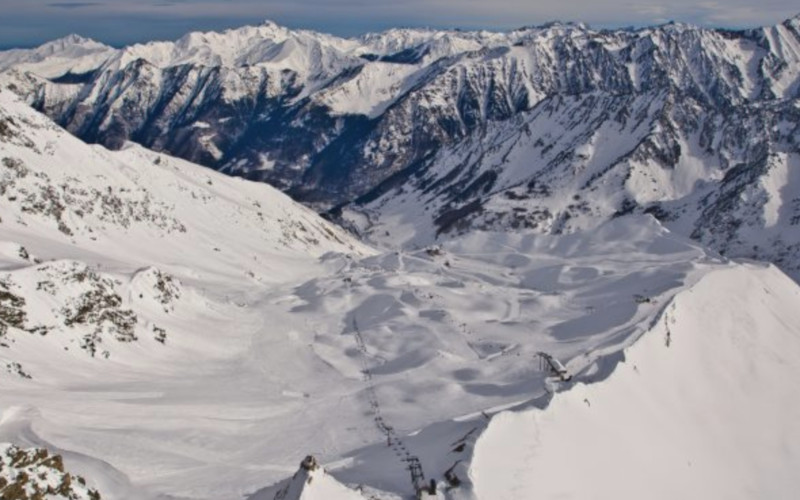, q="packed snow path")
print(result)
[350,314,427,495]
